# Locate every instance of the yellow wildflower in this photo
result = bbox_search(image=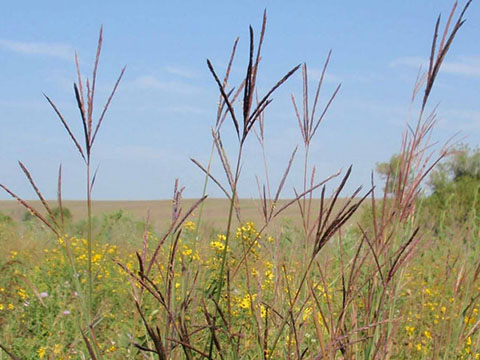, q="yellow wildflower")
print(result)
[260,305,267,318]
[303,307,312,322]
[183,221,196,231]
[181,245,192,256]
[239,293,256,310]
[405,326,415,336]
[17,288,27,300]
[92,253,102,263]
[37,346,46,359]
[210,240,227,252]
